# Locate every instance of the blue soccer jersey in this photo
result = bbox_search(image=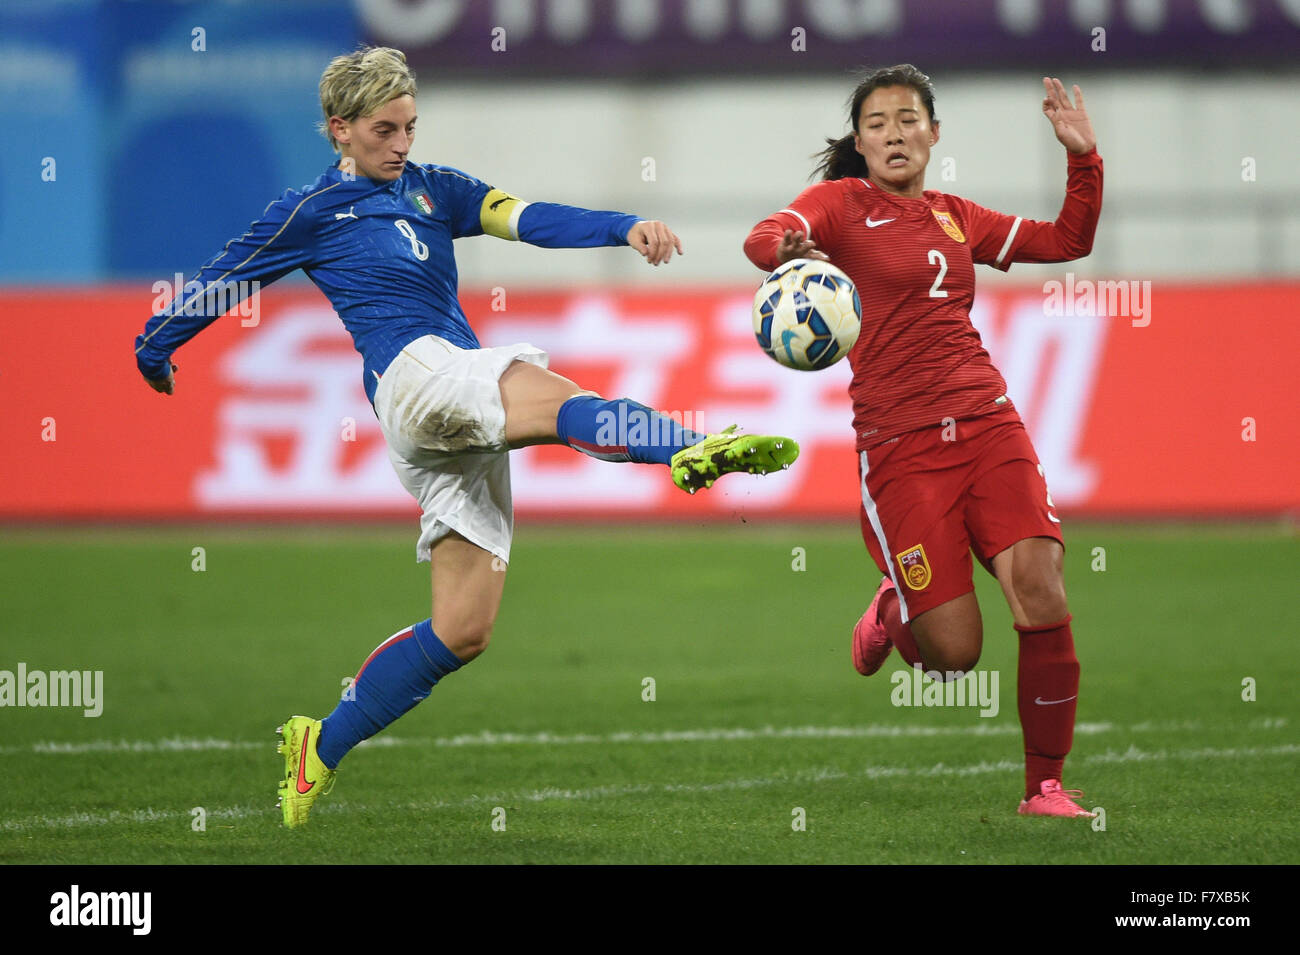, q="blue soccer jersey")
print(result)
[134,162,641,403]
